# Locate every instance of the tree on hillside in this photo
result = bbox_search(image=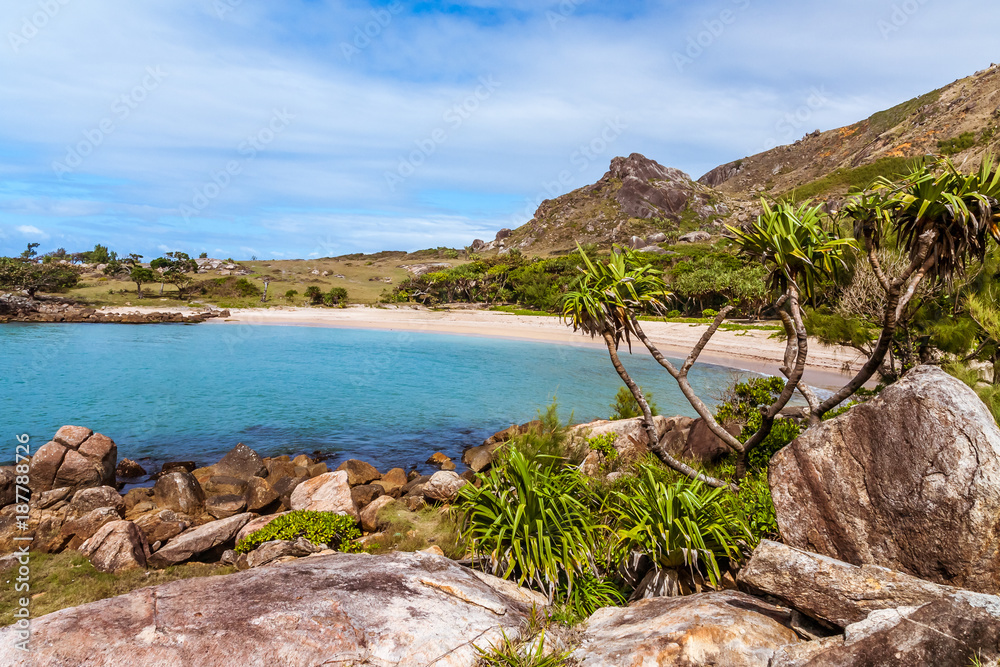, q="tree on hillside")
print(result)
[105,253,156,298]
[151,252,197,296]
